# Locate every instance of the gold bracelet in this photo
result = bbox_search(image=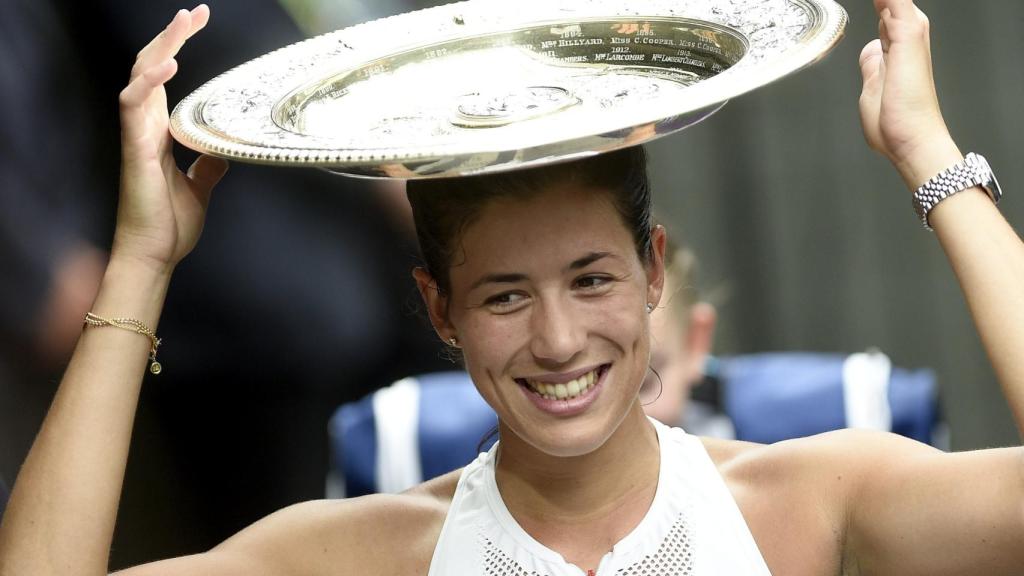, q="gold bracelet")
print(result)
[83,312,163,374]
